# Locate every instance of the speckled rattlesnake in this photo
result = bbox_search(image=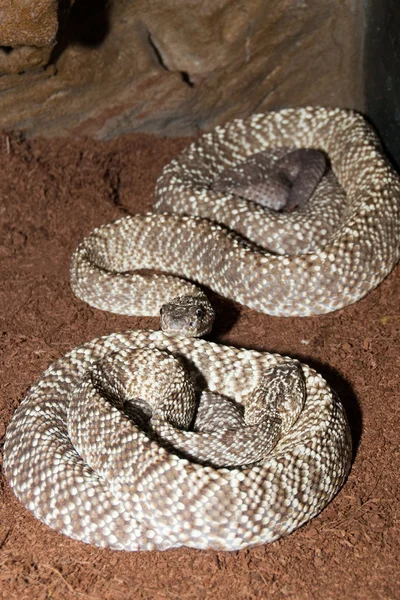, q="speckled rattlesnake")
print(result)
[4,330,352,550]
[4,107,399,551]
[69,107,400,318]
